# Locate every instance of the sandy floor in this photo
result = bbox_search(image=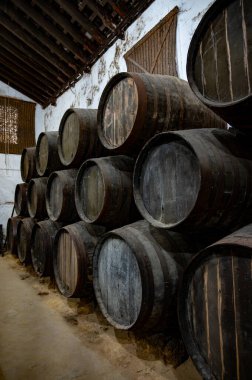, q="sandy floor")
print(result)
[0,253,201,380]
